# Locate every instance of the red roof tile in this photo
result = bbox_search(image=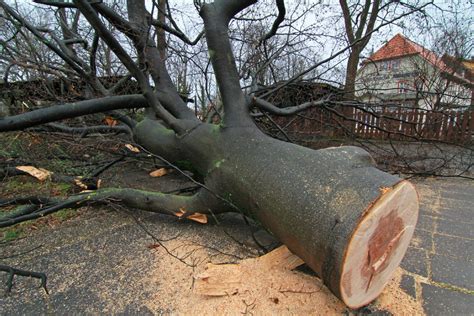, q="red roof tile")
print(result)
[367,34,418,61]
[363,34,447,70]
